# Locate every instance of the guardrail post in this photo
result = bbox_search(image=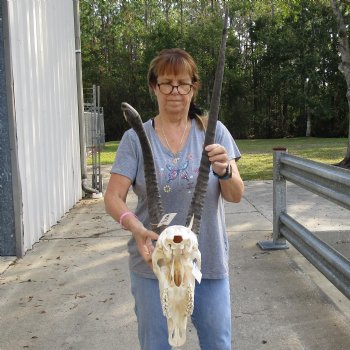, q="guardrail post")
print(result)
[258,147,289,250]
